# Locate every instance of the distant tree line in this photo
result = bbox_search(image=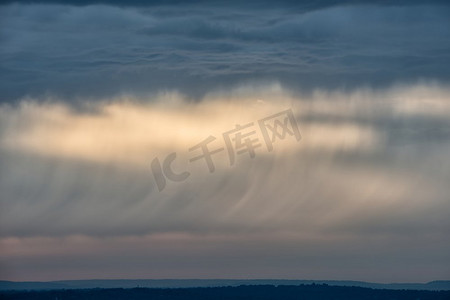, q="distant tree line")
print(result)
[1,284,450,300]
